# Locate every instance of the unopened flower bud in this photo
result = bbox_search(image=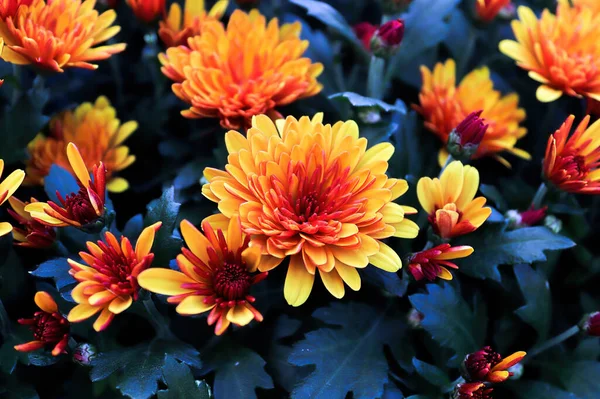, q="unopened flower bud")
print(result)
[476,0,513,23]
[407,308,424,329]
[380,0,412,14]
[354,22,379,50]
[505,209,522,230]
[580,312,600,336]
[544,215,562,234]
[497,2,516,20]
[507,363,524,380]
[462,346,526,383]
[447,110,488,161]
[370,19,404,59]
[73,343,98,366]
[357,108,382,124]
[506,206,547,230]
